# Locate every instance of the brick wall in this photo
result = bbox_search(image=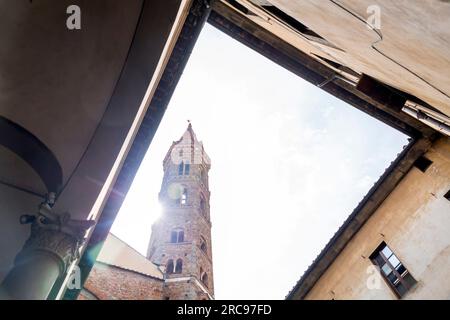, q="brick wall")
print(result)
[81,263,164,300]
